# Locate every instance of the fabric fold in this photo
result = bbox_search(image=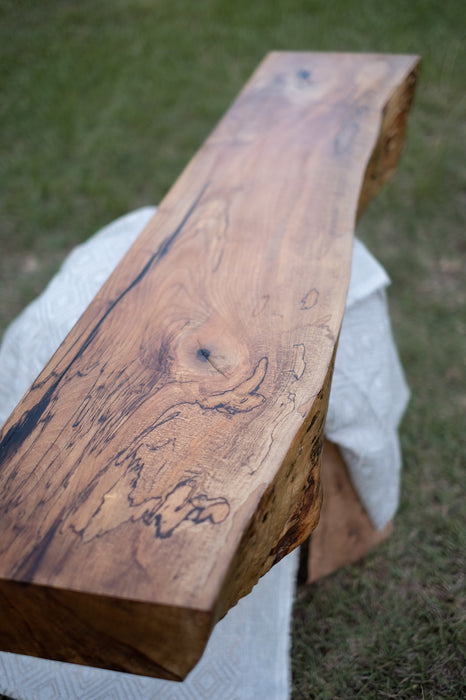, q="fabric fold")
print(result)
[325,238,410,530]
